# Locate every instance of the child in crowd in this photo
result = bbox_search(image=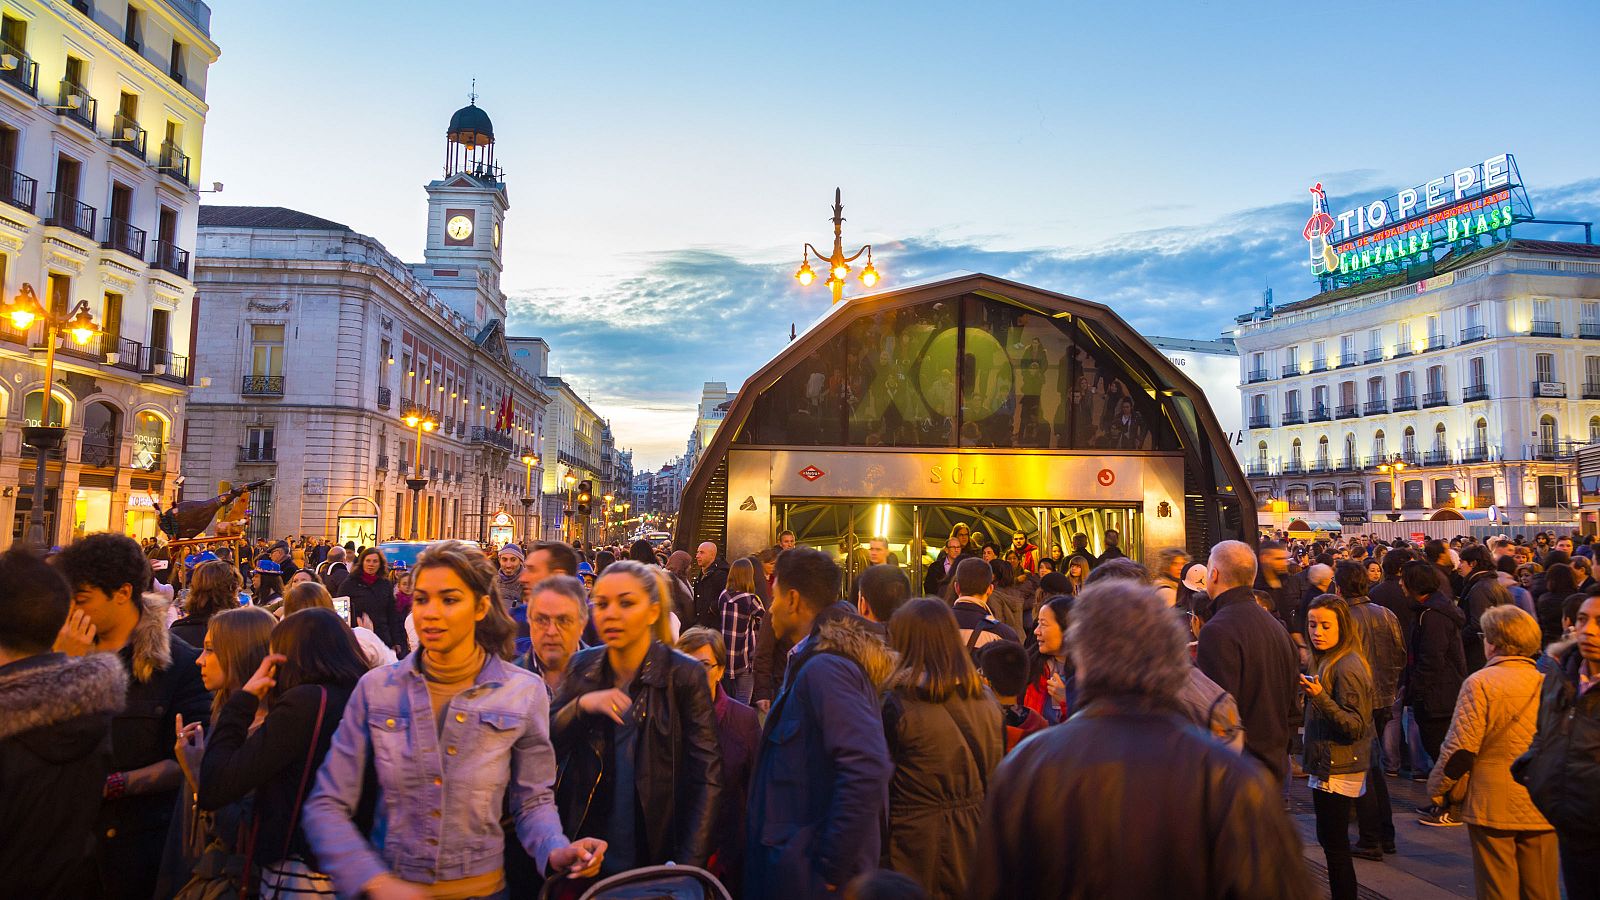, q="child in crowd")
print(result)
[976,640,1047,753]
